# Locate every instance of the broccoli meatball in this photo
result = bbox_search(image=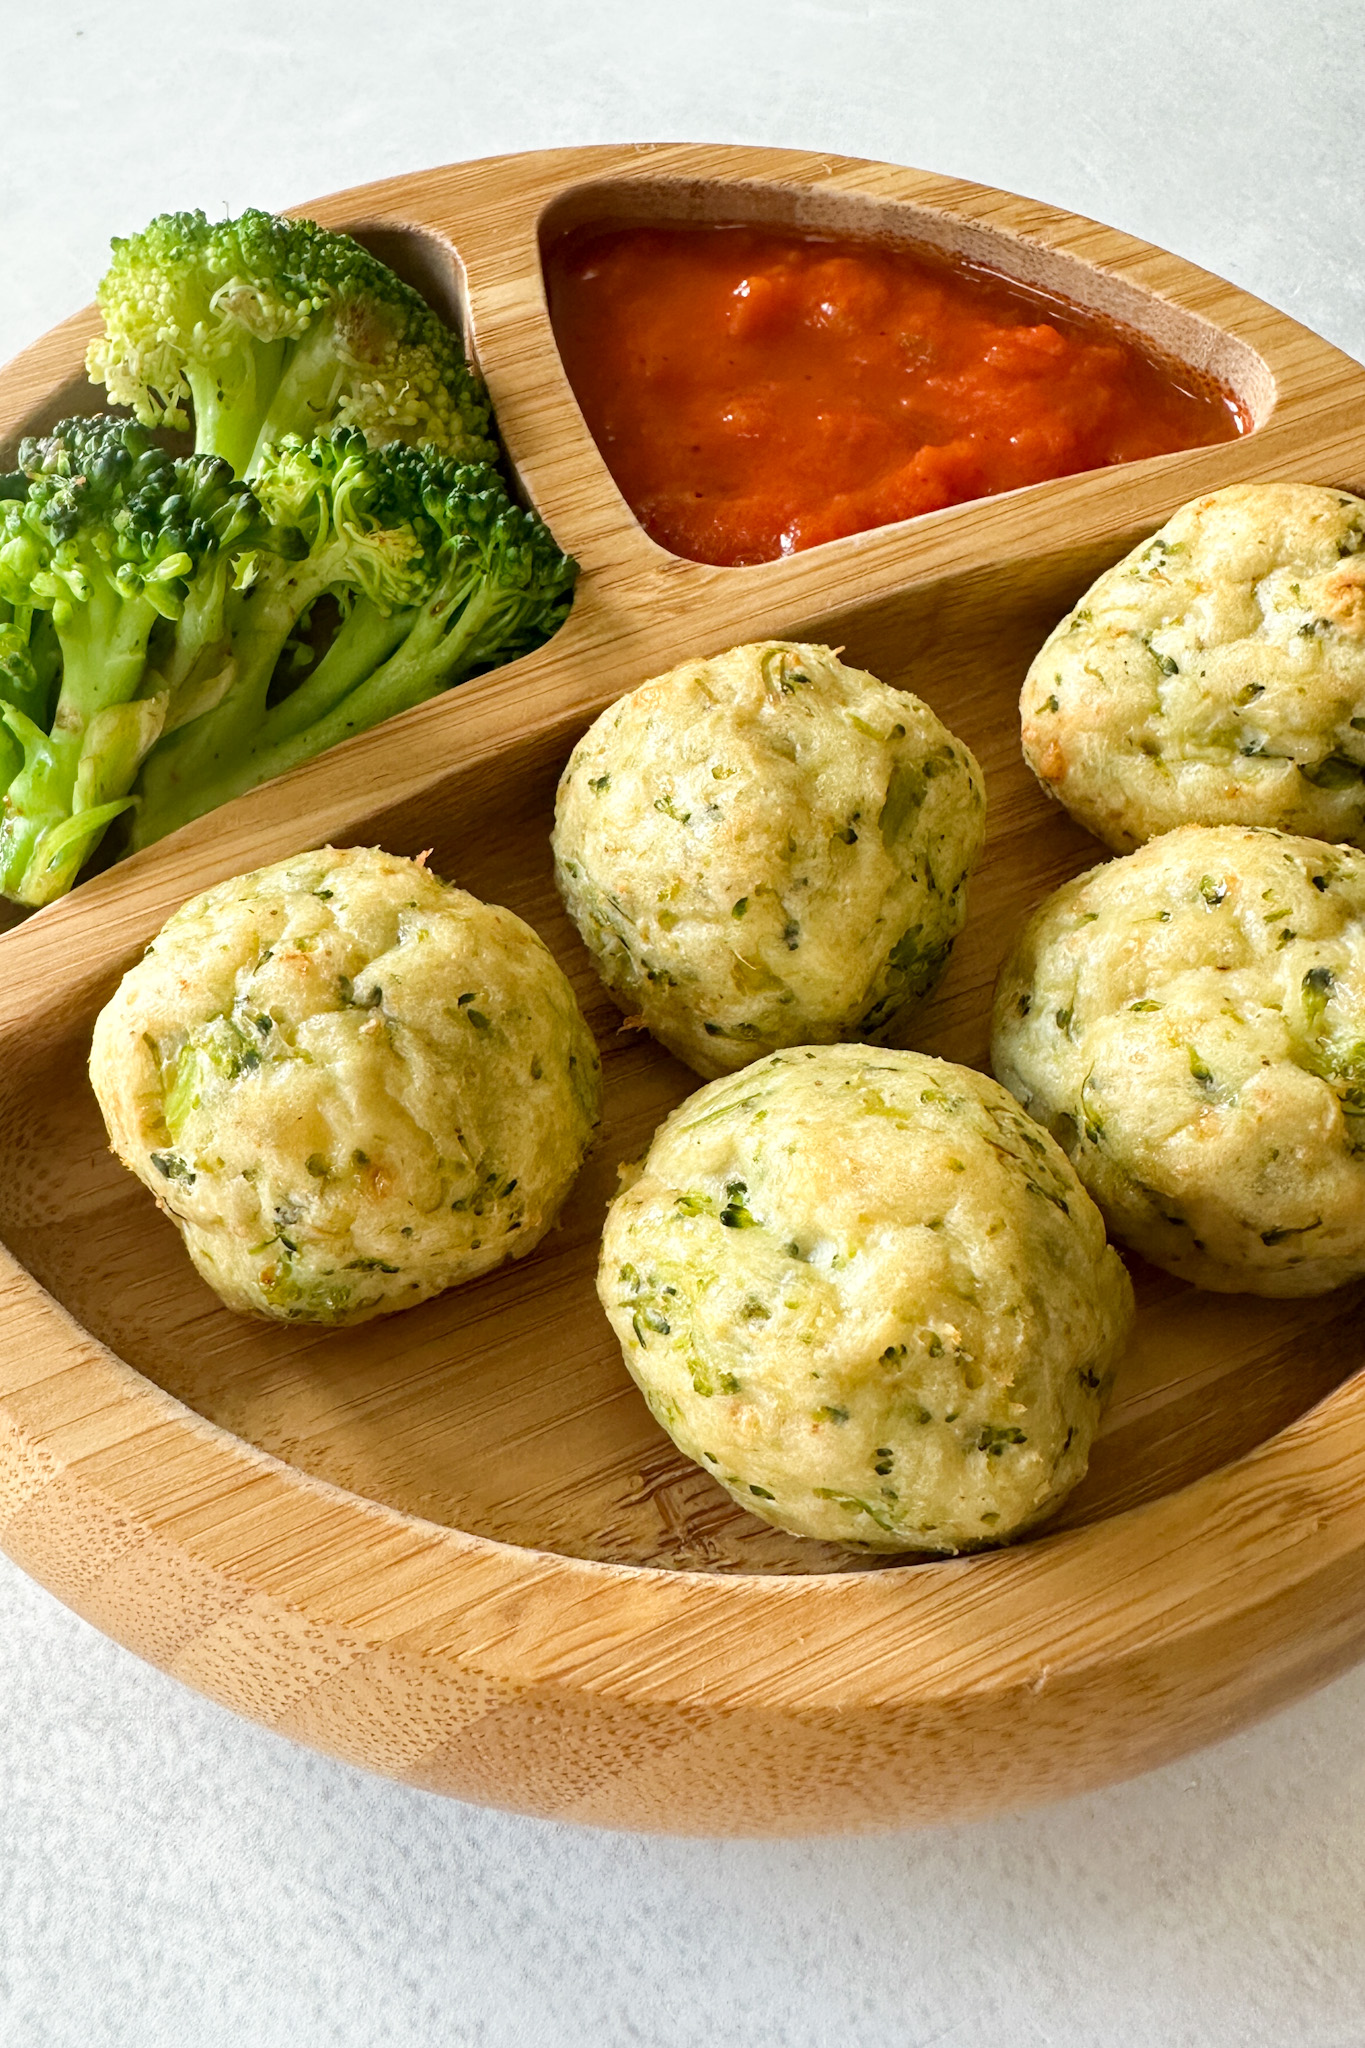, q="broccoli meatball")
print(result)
[90,845,601,1323]
[554,640,985,1078]
[598,1044,1132,1553]
[1021,483,1365,852]
[993,824,1365,1294]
